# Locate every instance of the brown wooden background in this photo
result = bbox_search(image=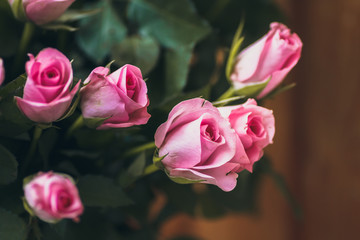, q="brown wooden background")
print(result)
[159,0,360,239]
